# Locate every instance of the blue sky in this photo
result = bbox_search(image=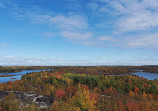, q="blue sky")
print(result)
[0,0,158,66]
